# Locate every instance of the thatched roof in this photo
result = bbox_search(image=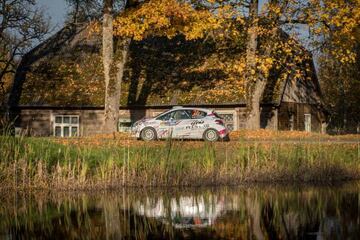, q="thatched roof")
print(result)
[8,23,322,108]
